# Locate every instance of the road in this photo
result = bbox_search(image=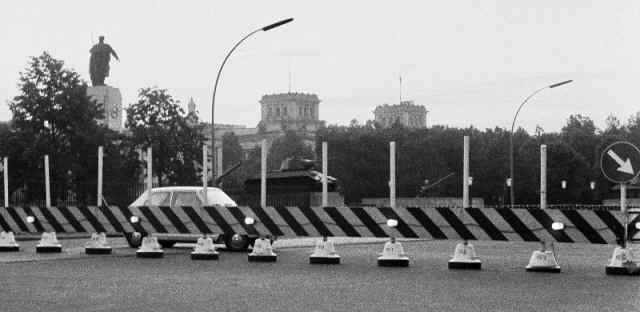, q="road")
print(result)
[0,238,638,312]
